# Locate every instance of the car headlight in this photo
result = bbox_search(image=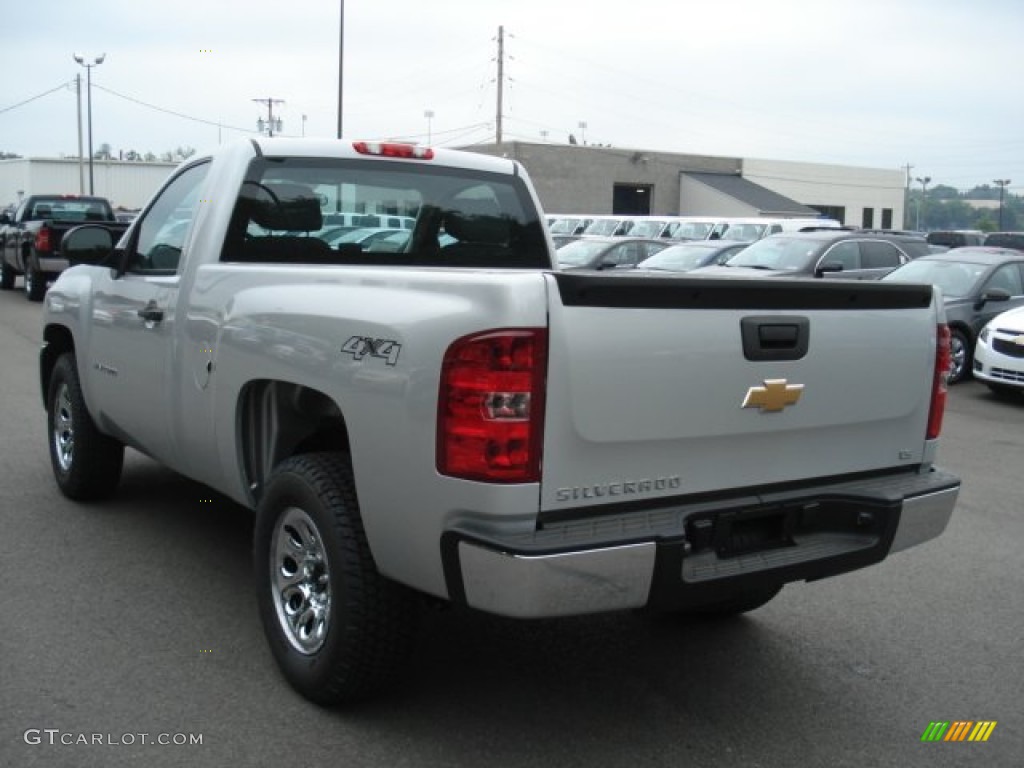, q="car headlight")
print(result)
[979,325,991,344]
